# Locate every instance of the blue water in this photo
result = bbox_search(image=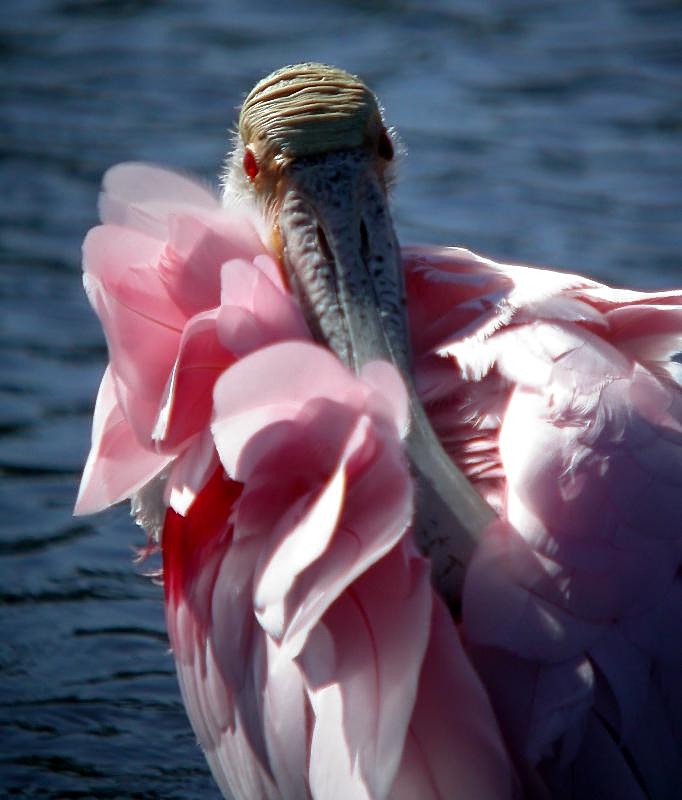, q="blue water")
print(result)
[1,0,680,796]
